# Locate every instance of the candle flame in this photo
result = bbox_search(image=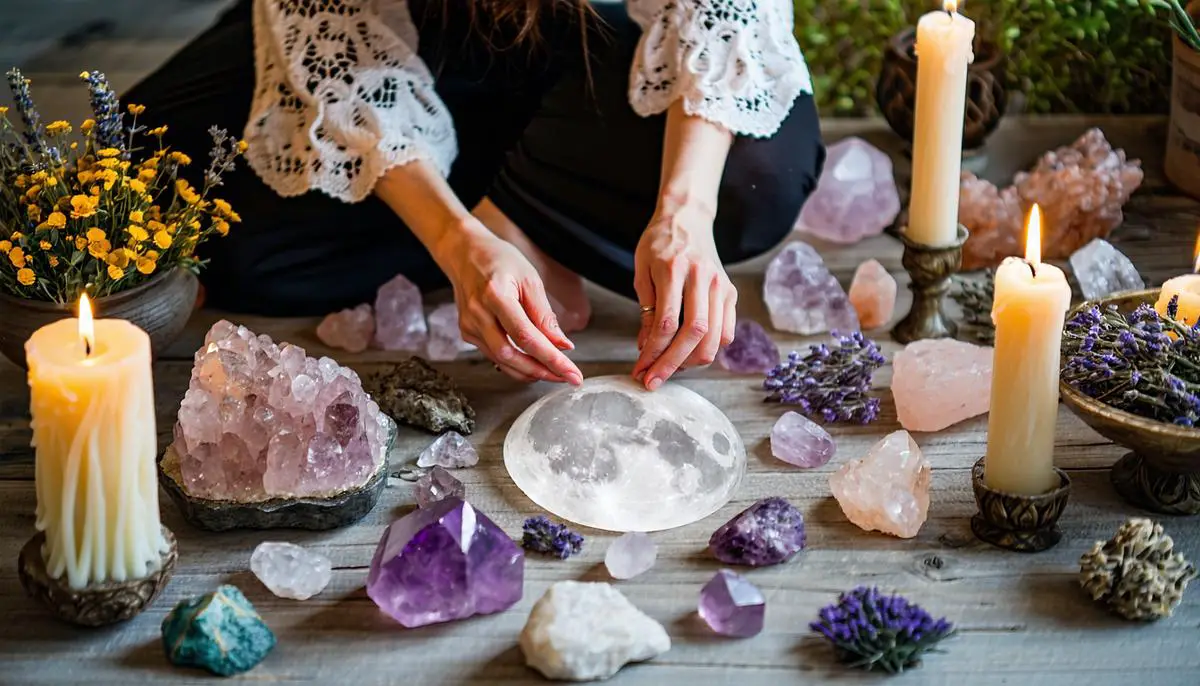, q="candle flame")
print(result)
[944,0,958,13]
[78,294,94,356]
[1193,230,1200,273]
[1024,204,1042,267]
